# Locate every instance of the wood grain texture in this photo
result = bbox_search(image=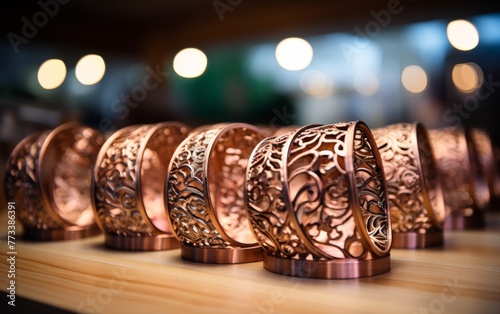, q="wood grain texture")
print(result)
[1,215,500,314]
